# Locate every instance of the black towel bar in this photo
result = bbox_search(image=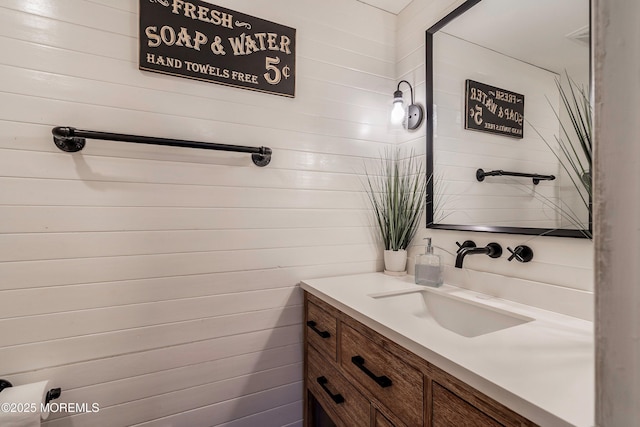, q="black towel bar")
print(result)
[52,126,272,167]
[476,168,555,185]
